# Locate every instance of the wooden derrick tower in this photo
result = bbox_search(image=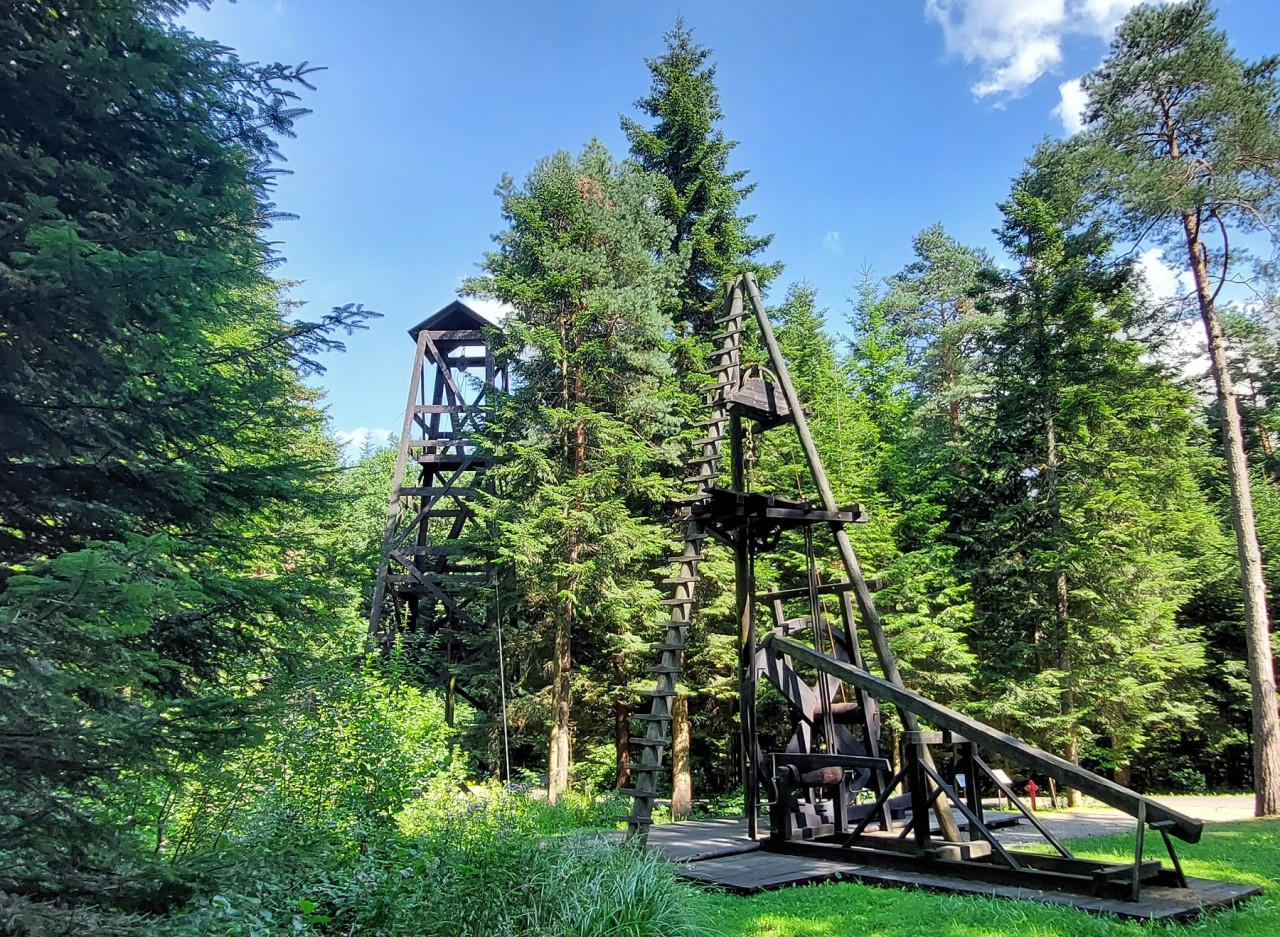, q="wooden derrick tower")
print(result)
[618,273,1256,915]
[369,300,507,718]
